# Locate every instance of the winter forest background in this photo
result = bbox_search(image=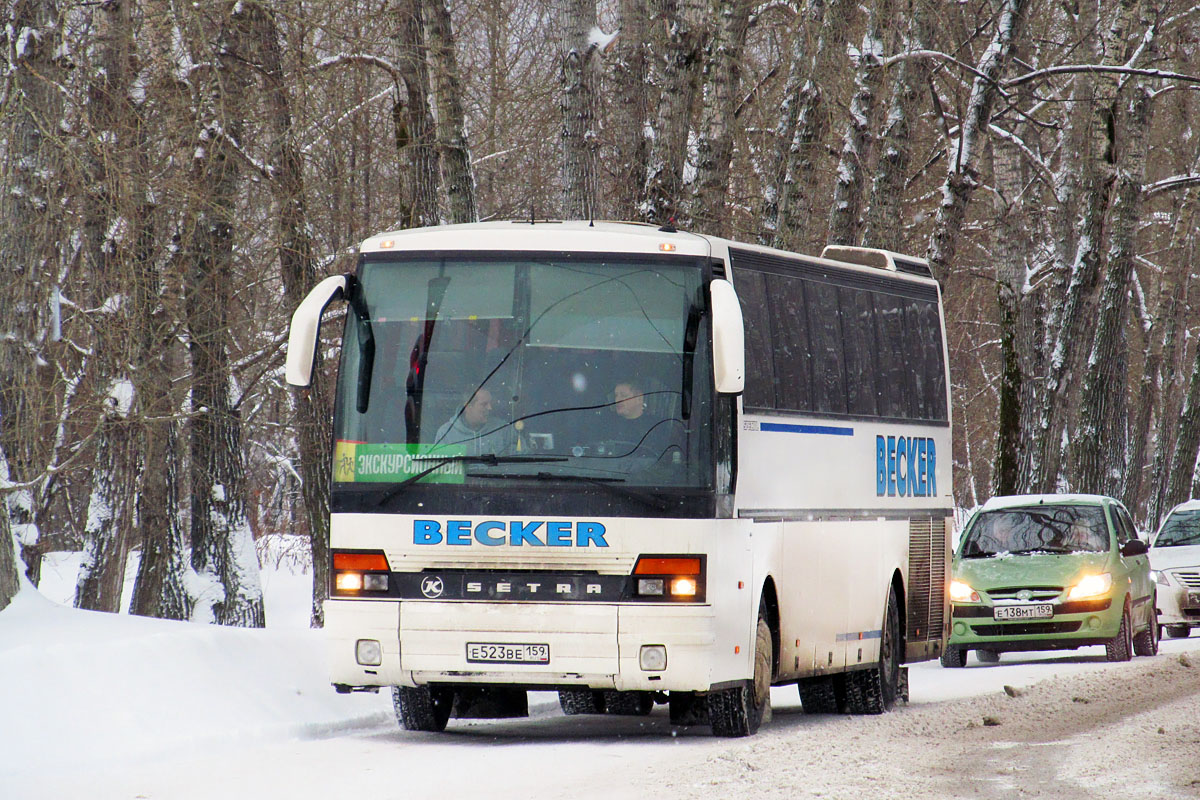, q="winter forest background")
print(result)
[2,0,1199,628]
